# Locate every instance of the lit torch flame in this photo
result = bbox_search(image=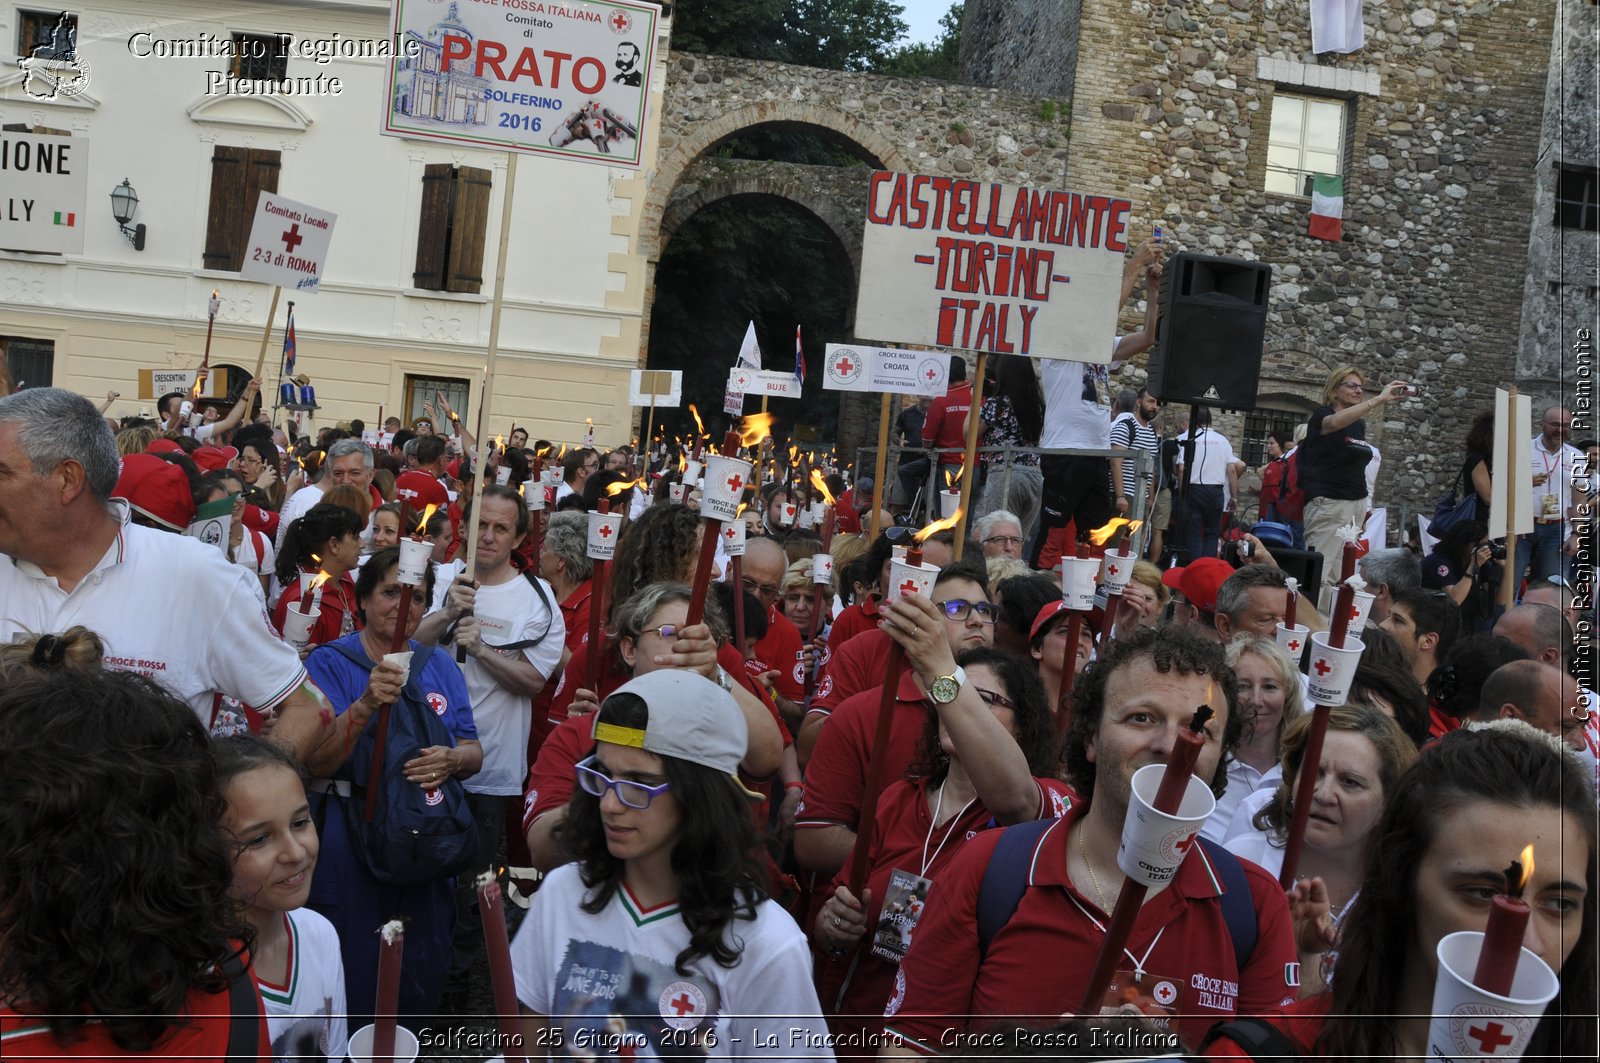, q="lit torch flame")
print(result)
[416,503,439,534]
[677,454,688,474]
[736,502,748,517]
[914,510,963,544]
[944,466,960,490]
[1516,845,1536,894]
[493,434,504,450]
[1087,517,1143,547]
[688,404,706,437]
[605,477,642,498]
[556,443,568,460]
[809,468,836,506]
[737,412,776,447]
[309,570,332,592]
